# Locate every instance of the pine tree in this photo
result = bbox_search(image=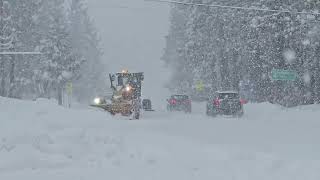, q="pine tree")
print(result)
[69,0,105,102]
[0,0,16,97]
[163,0,320,105]
[10,0,42,99]
[38,0,81,105]
[0,0,103,103]
[163,0,193,94]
